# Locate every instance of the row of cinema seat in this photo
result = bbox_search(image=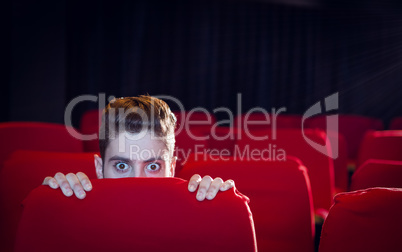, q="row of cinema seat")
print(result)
[0,110,401,252]
[0,122,88,252]
[174,112,402,252]
[80,110,400,181]
[2,153,402,252]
